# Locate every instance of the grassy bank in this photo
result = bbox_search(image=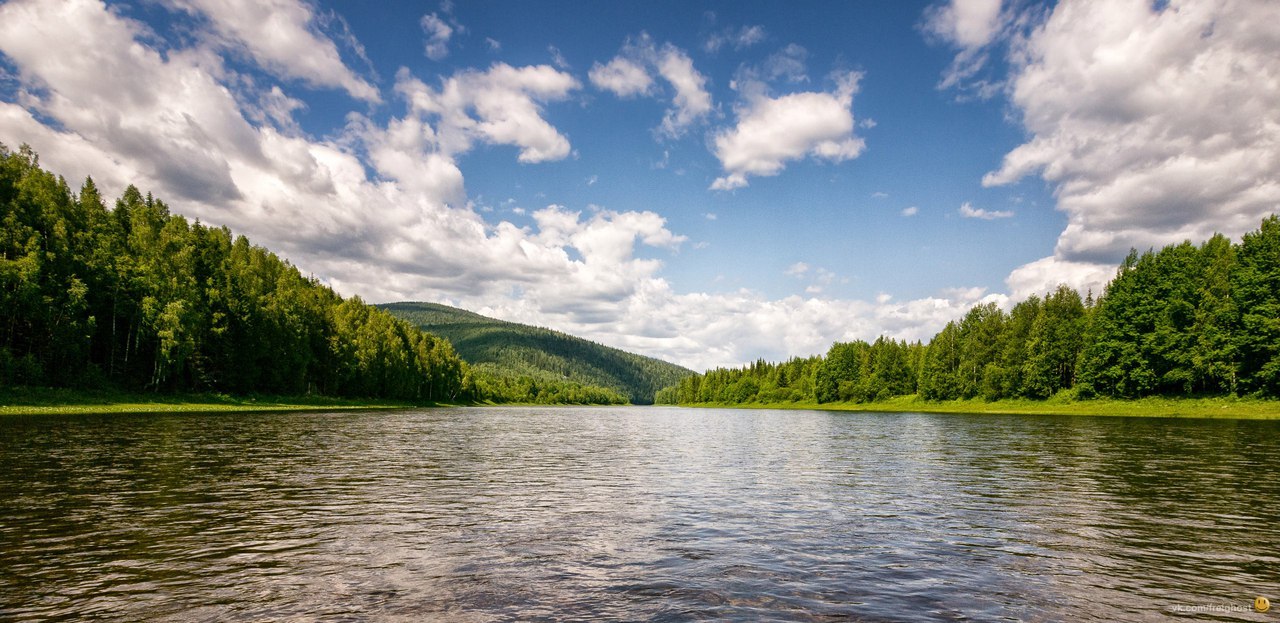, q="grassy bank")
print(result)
[669,394,1280,419]
[0,387,438,416]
